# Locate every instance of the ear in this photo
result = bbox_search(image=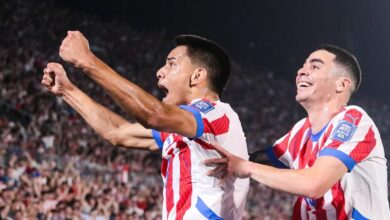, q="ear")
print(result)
[336,77,352,93]
[190,68,208,86]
